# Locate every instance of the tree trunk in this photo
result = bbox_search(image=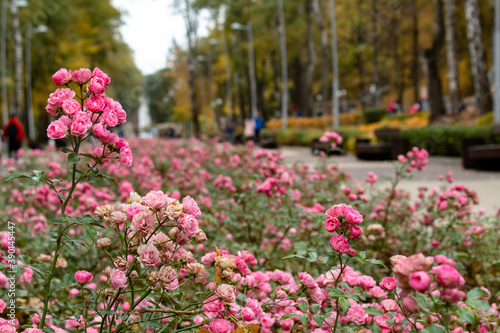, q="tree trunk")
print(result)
[303,0,316,117]
[313,0,329,114]
[372,0,380,107]
[10,1,23,123]
[465,0,493,114]
[444,0,460,113]
[411,0,420,102]
[424,0,446,123]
